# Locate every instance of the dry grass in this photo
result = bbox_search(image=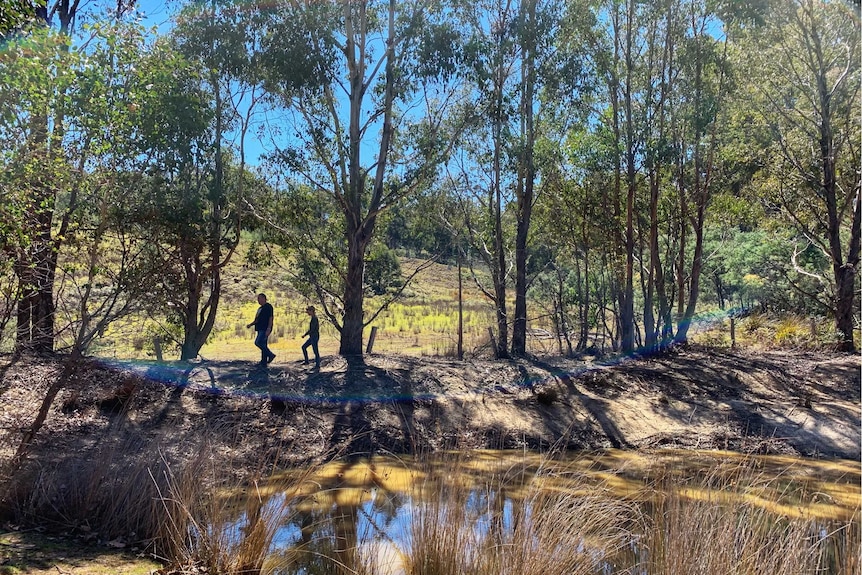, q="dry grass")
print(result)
[0,424,857,575]
[403,455,636,575]
[0,419,320,575]
[697,312,849,352]
[642,475,860,574]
